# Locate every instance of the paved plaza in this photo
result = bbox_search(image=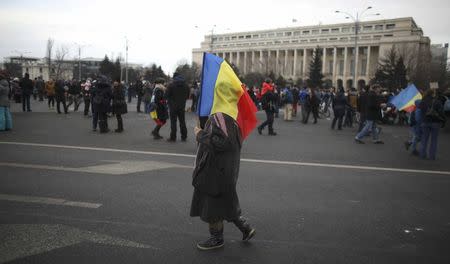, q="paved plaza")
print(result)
[1,99,450,263]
